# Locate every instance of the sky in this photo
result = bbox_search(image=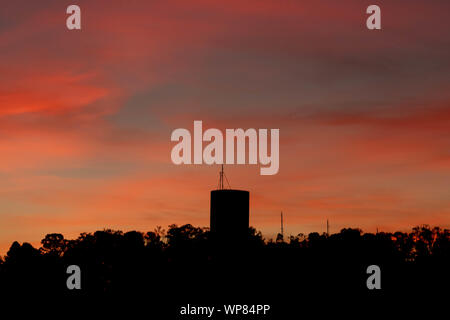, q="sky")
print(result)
[0,0,449,255]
